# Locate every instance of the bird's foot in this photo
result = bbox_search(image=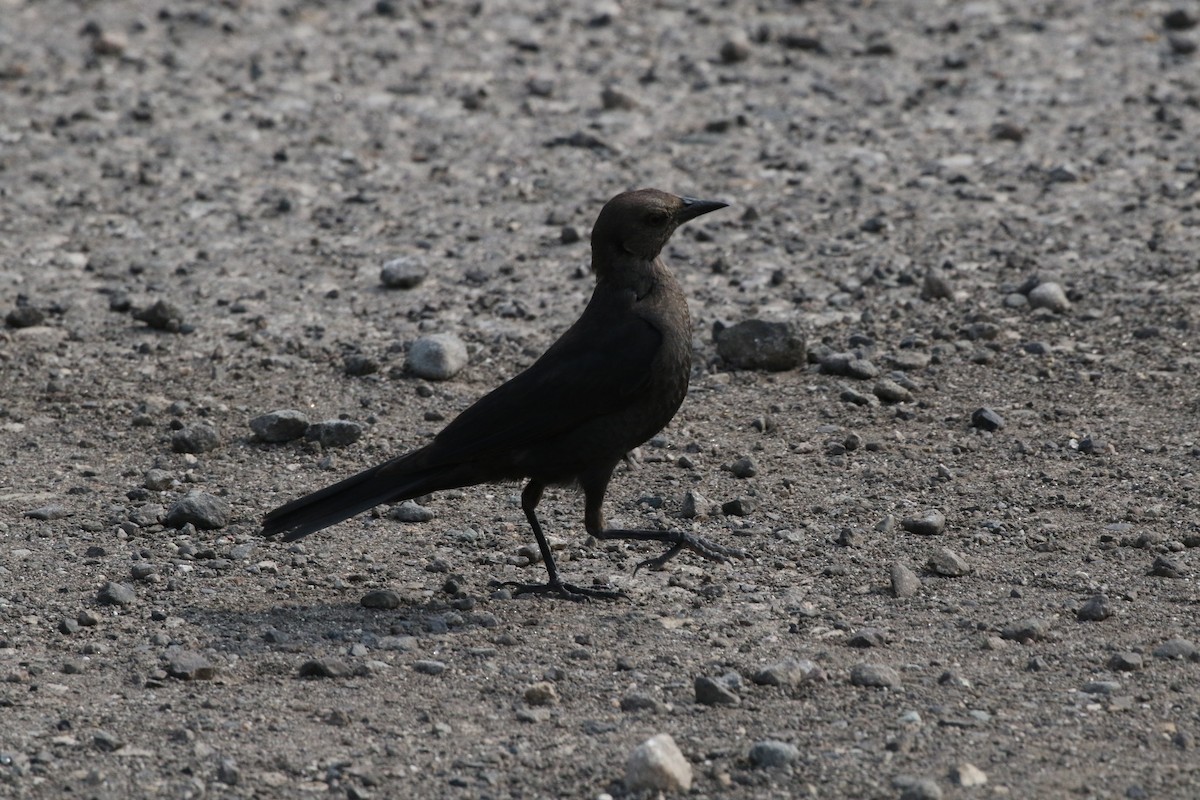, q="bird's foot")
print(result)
[630,532,749,576]
[492,579,626,602]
